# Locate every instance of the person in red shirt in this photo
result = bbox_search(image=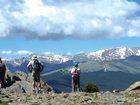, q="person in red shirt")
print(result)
[70,64,80,92]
